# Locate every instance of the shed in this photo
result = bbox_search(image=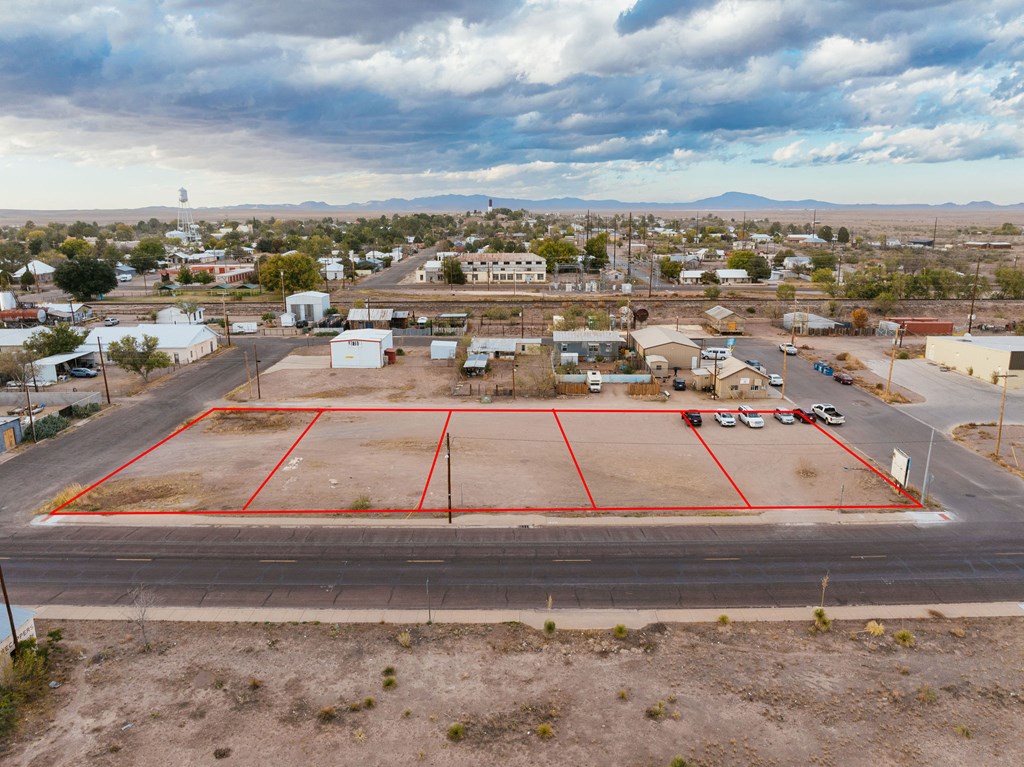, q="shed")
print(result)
[346,307,394,329]
[704,305,744,335]
[286,291,331,323]
[463,353,489,376]
[646,354,670,379]
[430,340,458,360]
[30,351,91,383]
[1,605,36,659]
[629,326,700,370]
[156,305,205,324]
[1,416,23,453]
[329,329,393,369]
[782,312,846,335]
